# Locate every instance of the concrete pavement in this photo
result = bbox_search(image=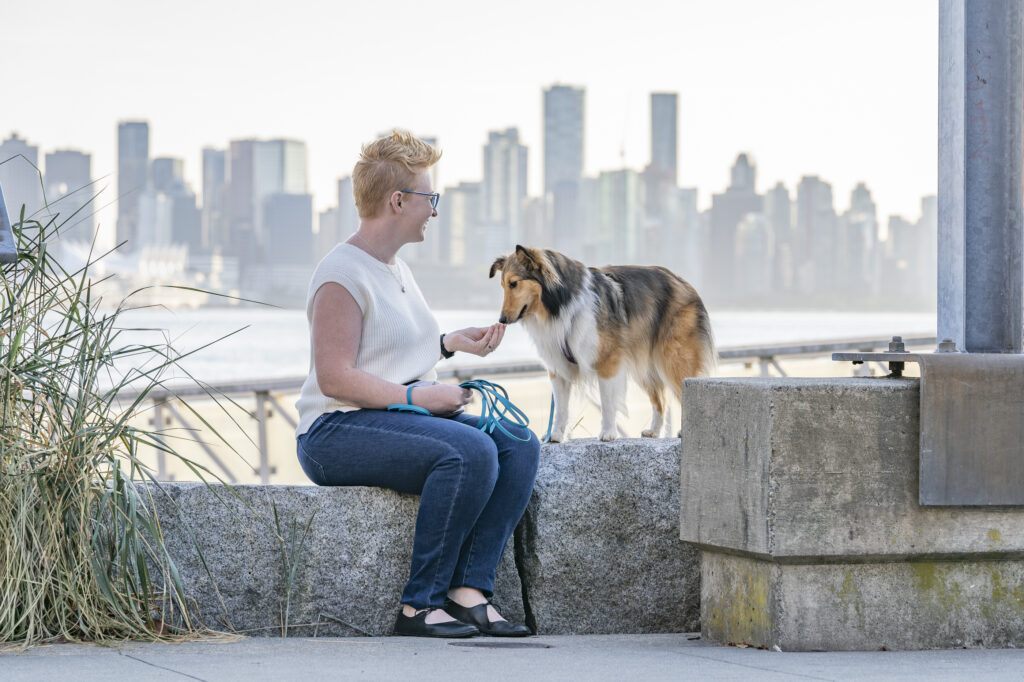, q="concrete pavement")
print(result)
[4,634,1024,681]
